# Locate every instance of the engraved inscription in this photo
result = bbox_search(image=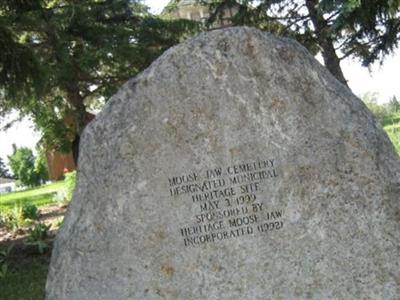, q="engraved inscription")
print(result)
[168,159,283,247]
